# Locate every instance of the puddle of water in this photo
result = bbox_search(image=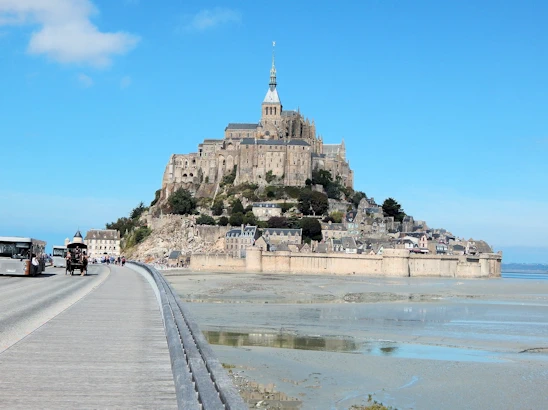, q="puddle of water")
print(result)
[364,342,504,363]
[203,329,507,363]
